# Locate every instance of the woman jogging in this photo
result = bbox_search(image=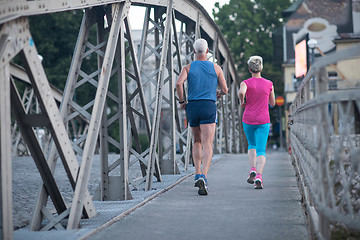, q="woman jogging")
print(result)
[238,56,275,189]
